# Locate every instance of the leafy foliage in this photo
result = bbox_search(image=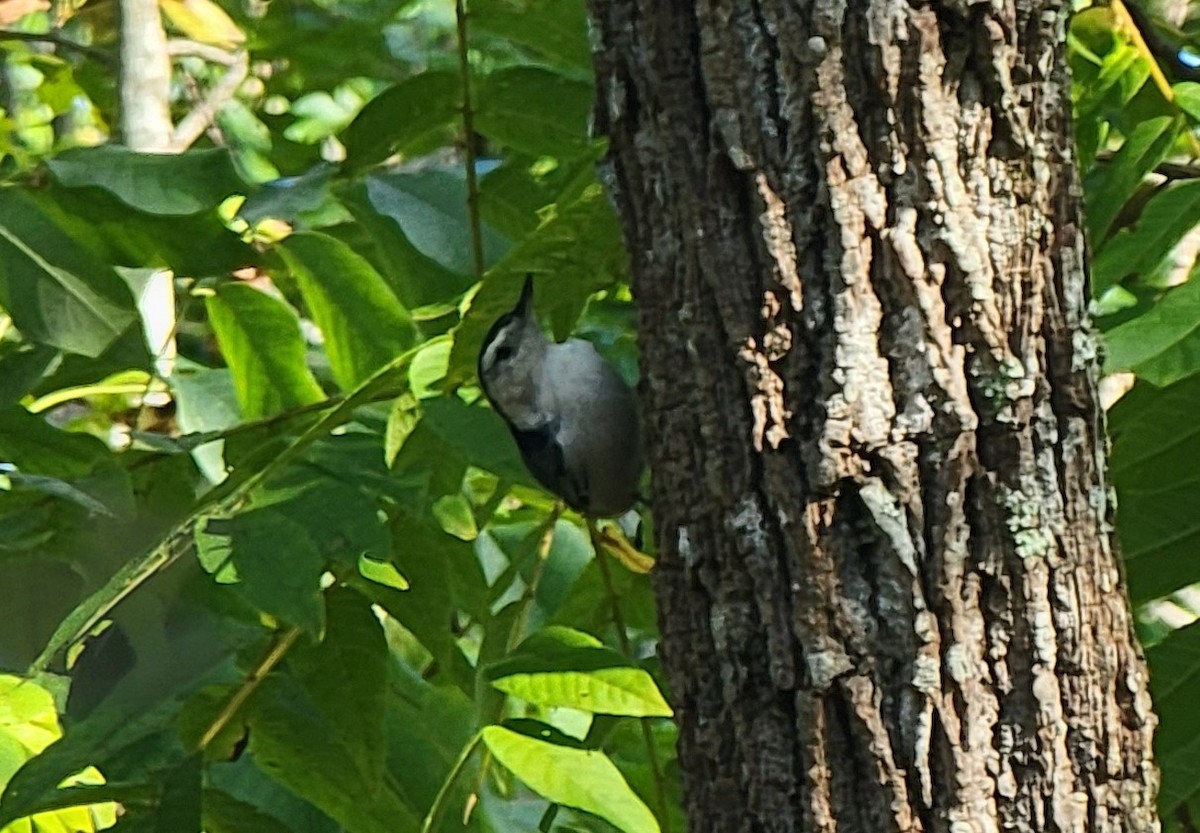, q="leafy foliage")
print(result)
[3,0,1200,829]
[0,1,672,832]
[1071,3,1200,826]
